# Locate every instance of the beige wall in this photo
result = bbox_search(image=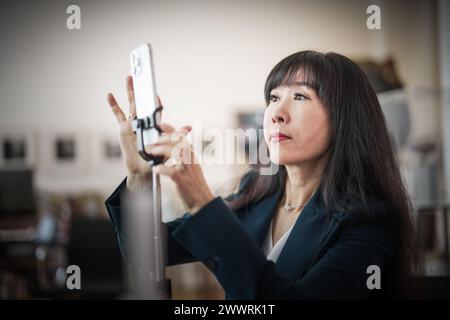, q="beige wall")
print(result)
[0,0,440,202]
